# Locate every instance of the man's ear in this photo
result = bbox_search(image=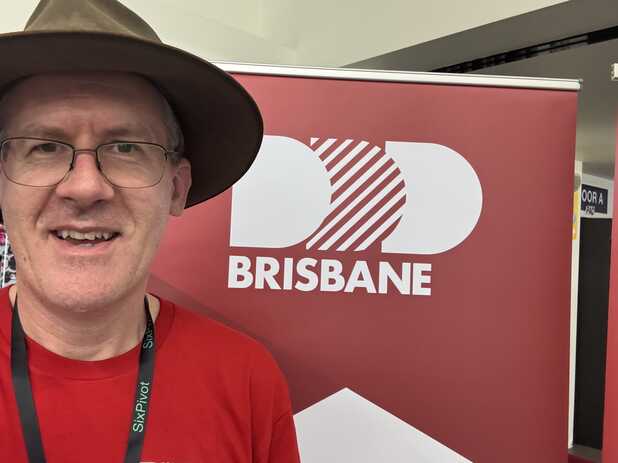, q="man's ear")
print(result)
[169,158,192,216]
